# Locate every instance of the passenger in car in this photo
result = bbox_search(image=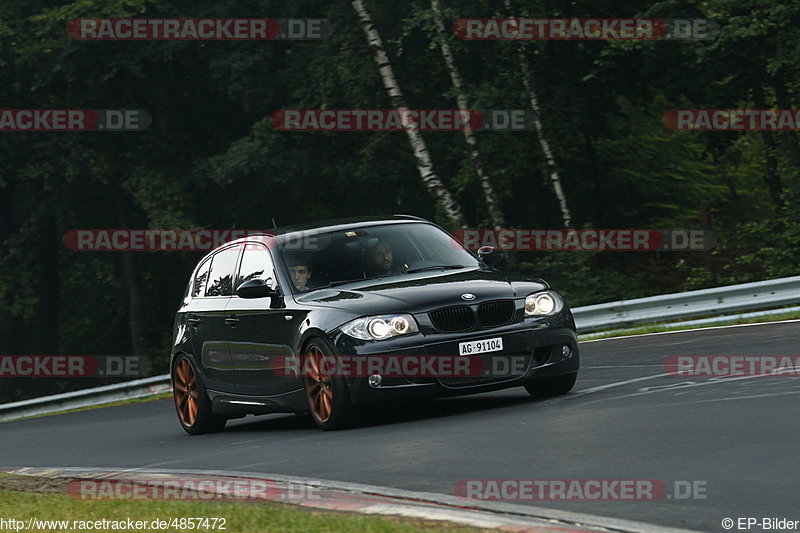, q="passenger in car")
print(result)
[288,257,313,291]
